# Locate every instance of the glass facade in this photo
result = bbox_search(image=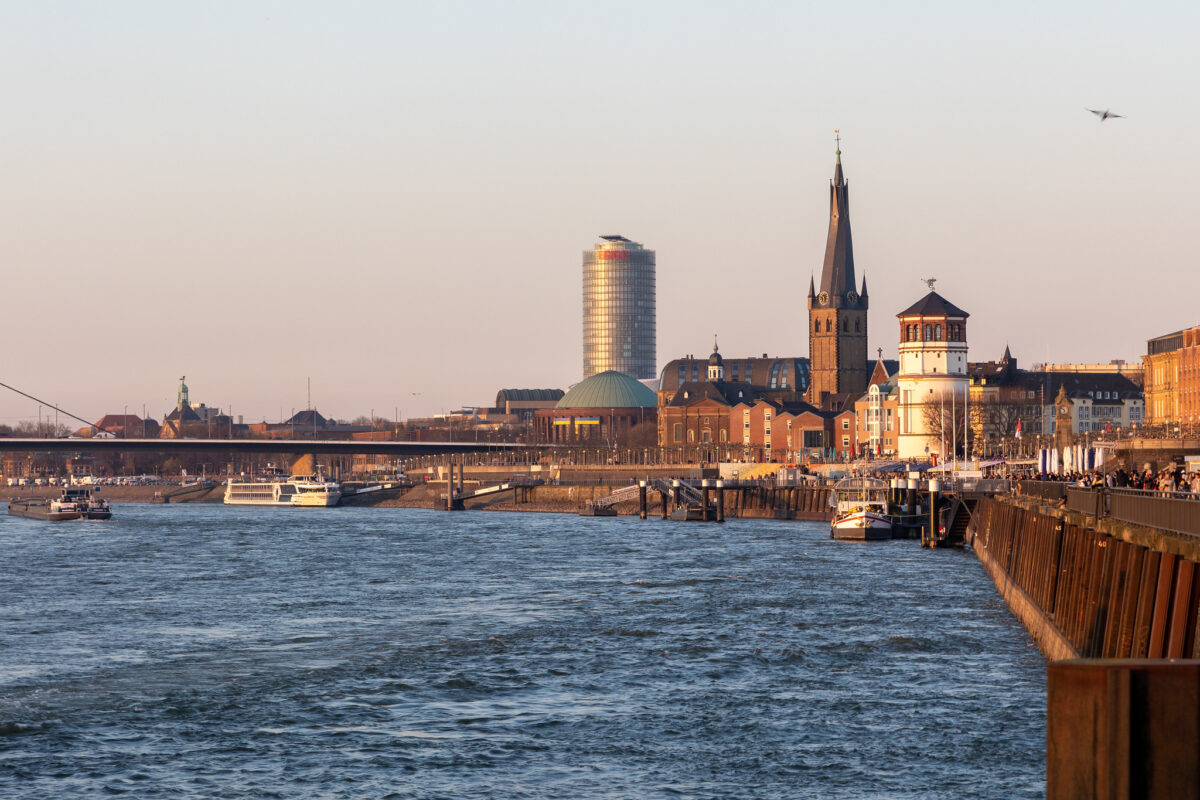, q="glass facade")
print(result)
[582,235,656,380]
